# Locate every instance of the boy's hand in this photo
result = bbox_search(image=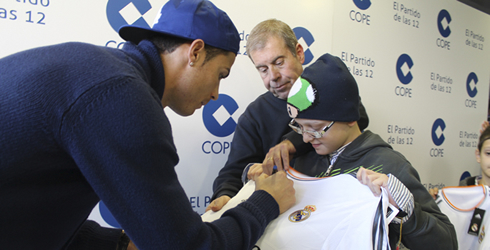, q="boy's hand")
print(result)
[357,167,397,207]
[481,120,489,134]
